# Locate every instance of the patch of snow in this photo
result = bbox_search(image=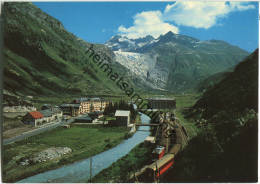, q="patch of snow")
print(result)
[137,42,148,47]
[166,42,177,47]
[150,39,159,44]
[114,51,168,89]
[118,37,135,45]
